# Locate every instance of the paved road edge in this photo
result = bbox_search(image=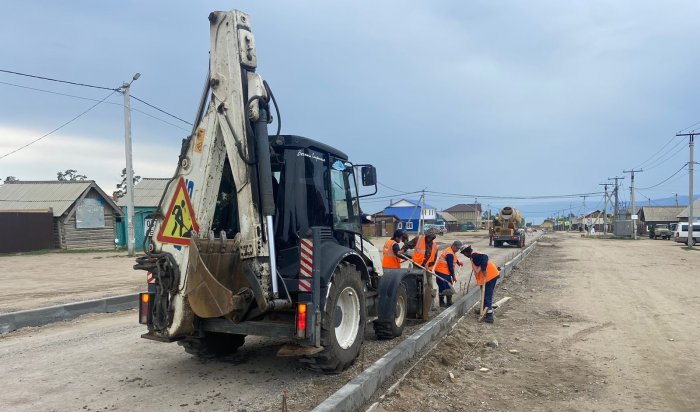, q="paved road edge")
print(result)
[313,237,540,412]
[0,293,139,334]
